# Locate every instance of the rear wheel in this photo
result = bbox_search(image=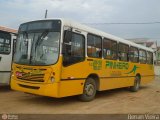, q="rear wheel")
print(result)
[130,76,140,92]
[79,78,96,102]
